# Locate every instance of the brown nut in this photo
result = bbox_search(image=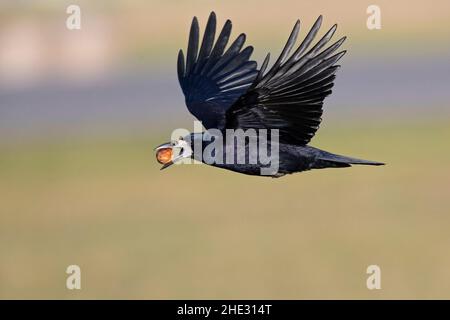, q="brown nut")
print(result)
[156,148,173,164]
